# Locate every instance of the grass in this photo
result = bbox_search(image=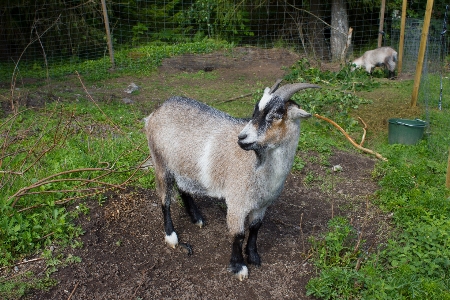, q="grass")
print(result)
[0,39,231,83]
[288,66,450,299]
[1,43,450,298]
[0,92,154,297]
